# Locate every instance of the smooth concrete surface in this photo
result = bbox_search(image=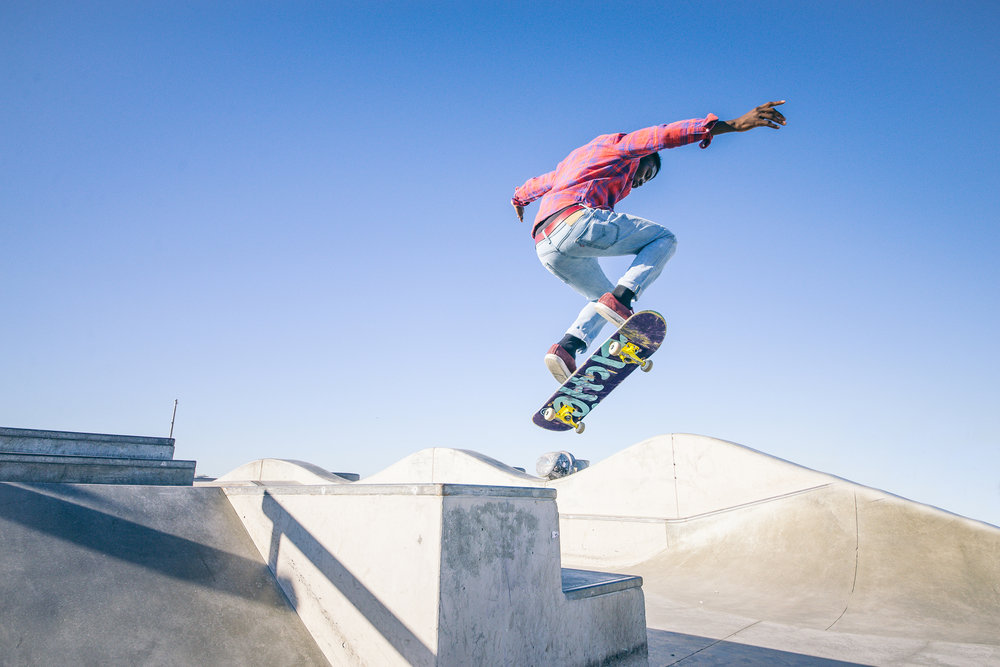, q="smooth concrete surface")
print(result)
[0,482,327,665]
[354,435,1000,665]
[222,482,648,666]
